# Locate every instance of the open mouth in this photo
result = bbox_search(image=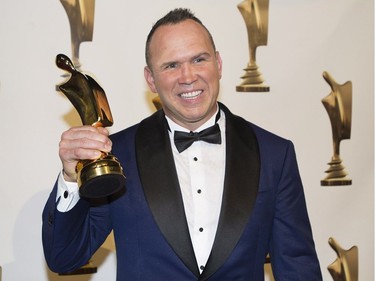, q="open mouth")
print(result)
[179,90,203,99]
